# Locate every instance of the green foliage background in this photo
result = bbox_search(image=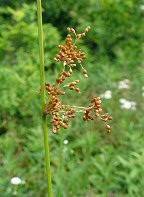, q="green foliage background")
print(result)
[0,0,144,196]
